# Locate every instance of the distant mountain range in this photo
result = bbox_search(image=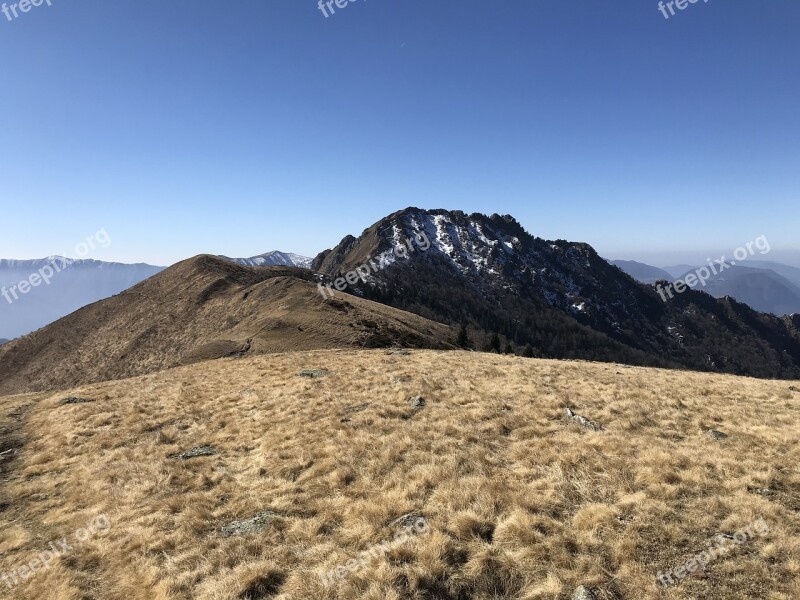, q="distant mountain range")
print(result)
[2,212,799,388]
[0,251,313,340]
[0,258,165,340]
[613,258,800,316]
[609,260,673,284]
